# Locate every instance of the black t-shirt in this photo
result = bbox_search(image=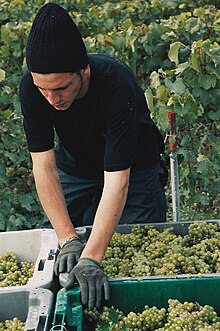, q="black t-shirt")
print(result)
[19,54,163,179]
